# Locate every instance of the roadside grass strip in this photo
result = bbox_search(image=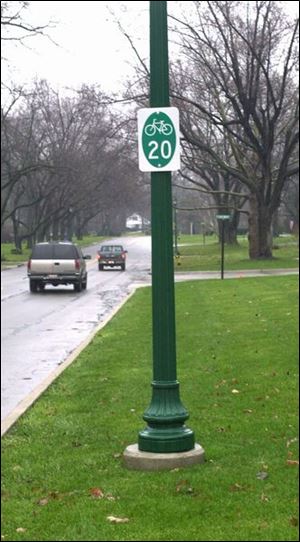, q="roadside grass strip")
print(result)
[1,276,299,541]
[174,235,299,271]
